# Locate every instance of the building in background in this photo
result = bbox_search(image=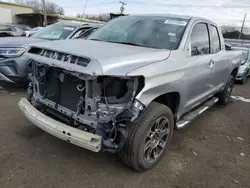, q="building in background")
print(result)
[0,1,103,27]
[0,1,33,24]
[16,13,105,27]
